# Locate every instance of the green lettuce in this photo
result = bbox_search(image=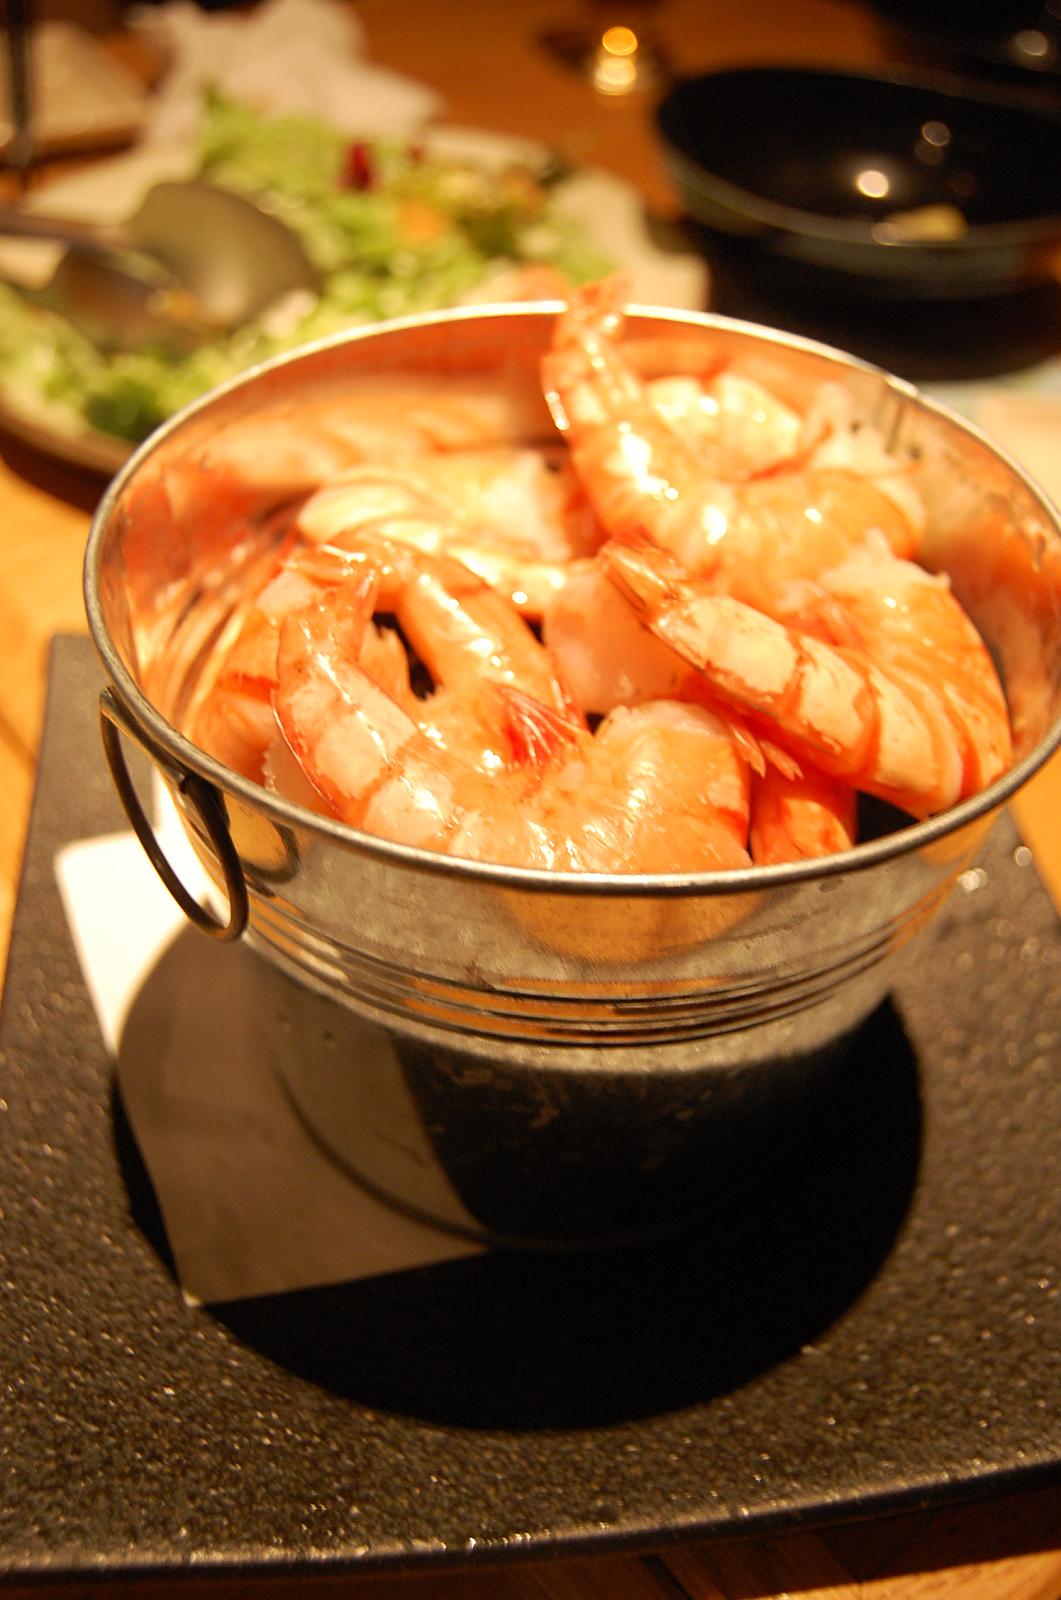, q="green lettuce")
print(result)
[0,92,611,451]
